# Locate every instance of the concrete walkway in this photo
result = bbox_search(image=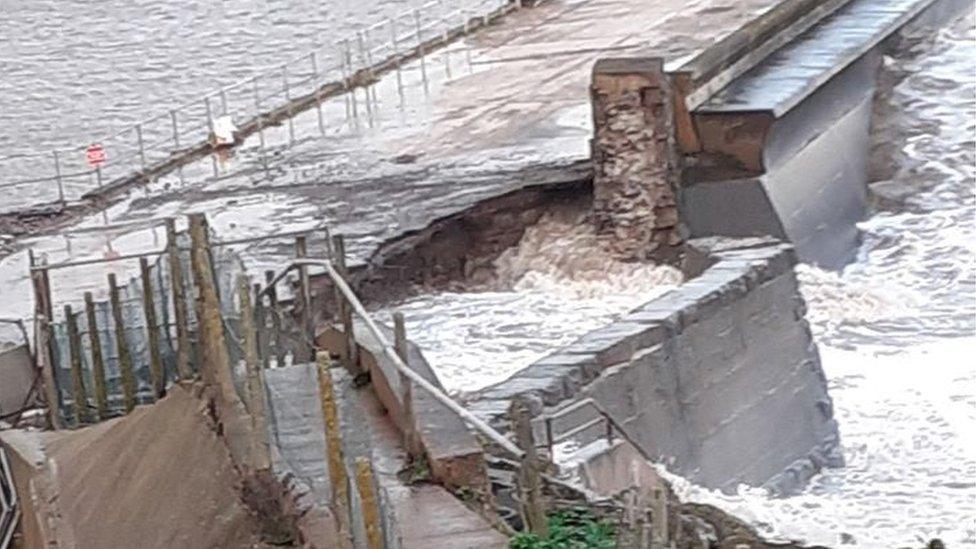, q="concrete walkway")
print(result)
[0,0,784,333]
